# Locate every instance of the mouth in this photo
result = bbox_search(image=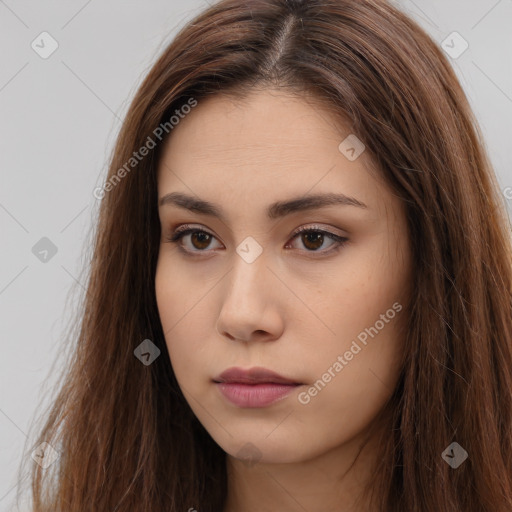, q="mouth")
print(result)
[212,366,303,408]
